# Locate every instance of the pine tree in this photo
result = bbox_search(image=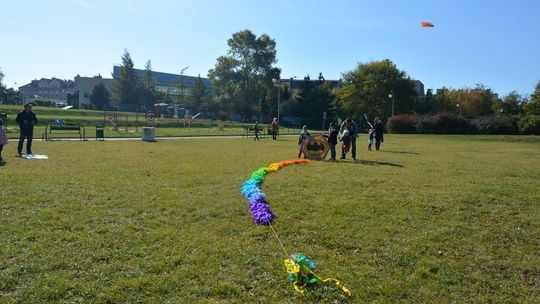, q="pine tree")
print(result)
[90,82,111,110]
[113,50,140,105]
